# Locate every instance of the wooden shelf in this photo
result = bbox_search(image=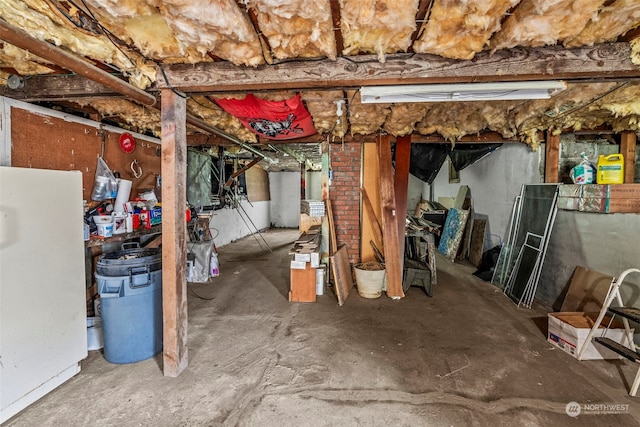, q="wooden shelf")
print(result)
[85,224,162,248]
